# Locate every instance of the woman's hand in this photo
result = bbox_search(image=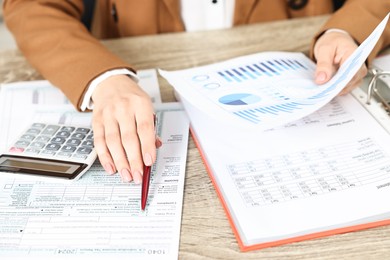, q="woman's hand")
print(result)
[314,30,367,95]
[91,74,162,183]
